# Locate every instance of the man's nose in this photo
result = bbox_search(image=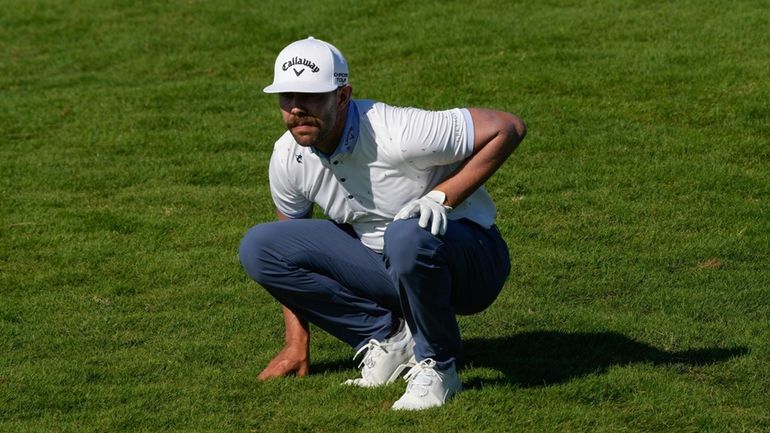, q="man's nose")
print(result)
[281,94,308,115]
[289,105,307,116]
